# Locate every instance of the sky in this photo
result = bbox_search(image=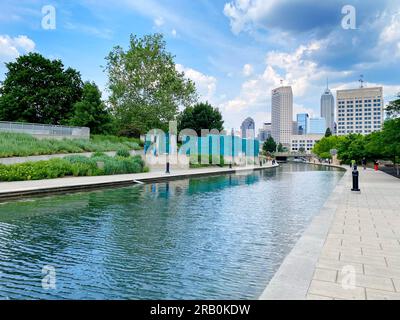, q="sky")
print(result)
[1,0,400,131]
